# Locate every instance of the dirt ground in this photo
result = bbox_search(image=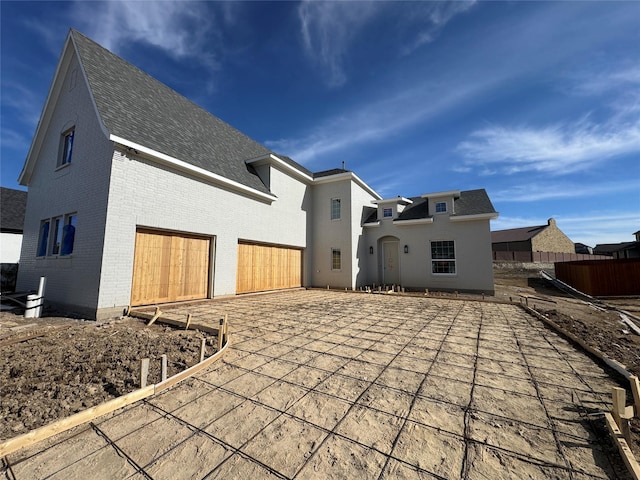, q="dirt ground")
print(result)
[0,313,211,441]
[1,264,639,472]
